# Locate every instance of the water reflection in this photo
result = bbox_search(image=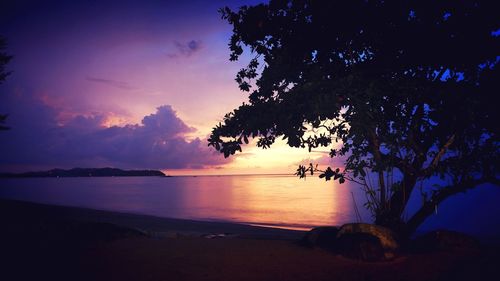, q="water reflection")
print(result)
[1,176,499,234]
[222,175,369,229]
[0,175,371,229]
